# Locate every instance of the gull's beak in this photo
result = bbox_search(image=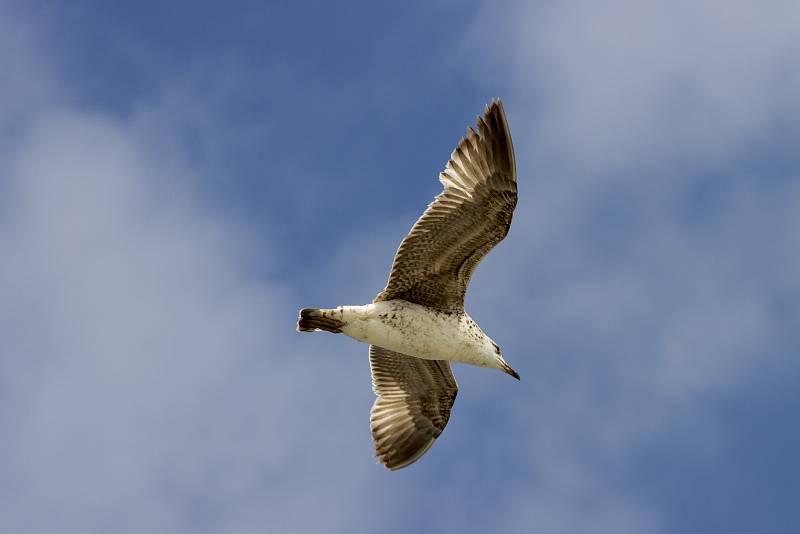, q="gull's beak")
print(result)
[498,358,520,380]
